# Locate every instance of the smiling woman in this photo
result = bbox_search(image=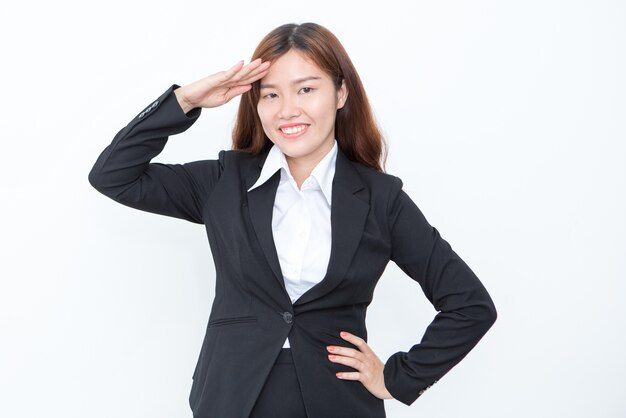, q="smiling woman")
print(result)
[254,49,348,188]
[88,21,497,418]
[233,23,386,179]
